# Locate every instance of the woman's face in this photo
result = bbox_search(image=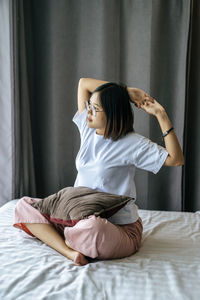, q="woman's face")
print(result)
[86,92,107,135]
